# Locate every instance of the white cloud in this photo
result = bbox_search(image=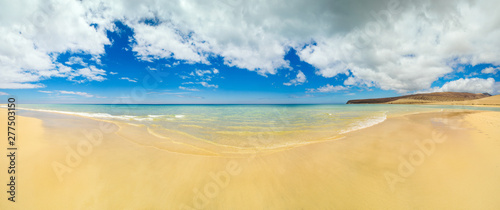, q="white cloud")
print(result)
[481,67,500,74]
[307,84,347,93]
[343,77,358,86]
[431,78,497,94]
[68,66,107,82]
[65,57,86,66]
[0,83,45,89]
[0,92,9,96]
[119,77,137,83]
[0,0,111,89]
[284,70,306,86]
[343,76,374,87]
[194,68,219,77]
[183,68,220,82]
[131,22,210,64]
[59,90,94,97]
[195,69,213,77]
[179,86,199,91]
[38,90,53,93]
[199,82,218,88]
[89,0,500,91]
[78,0,299,75]
[297,0,500,93]
[2,0,500,93]
[110,72,118,75]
